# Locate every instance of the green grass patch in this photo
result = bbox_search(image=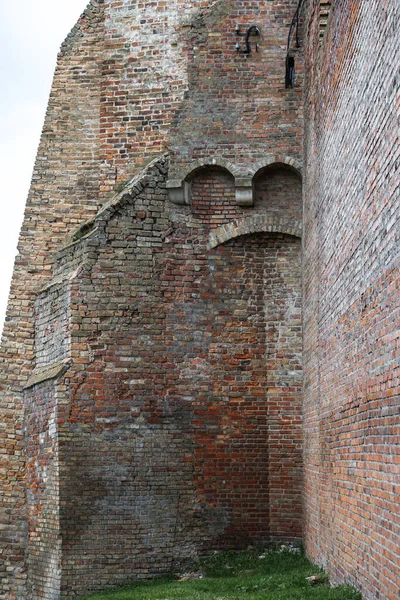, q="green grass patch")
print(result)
[81,548,361,600]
